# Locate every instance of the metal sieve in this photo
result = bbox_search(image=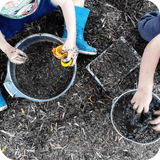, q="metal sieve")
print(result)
[4,33,77,102]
